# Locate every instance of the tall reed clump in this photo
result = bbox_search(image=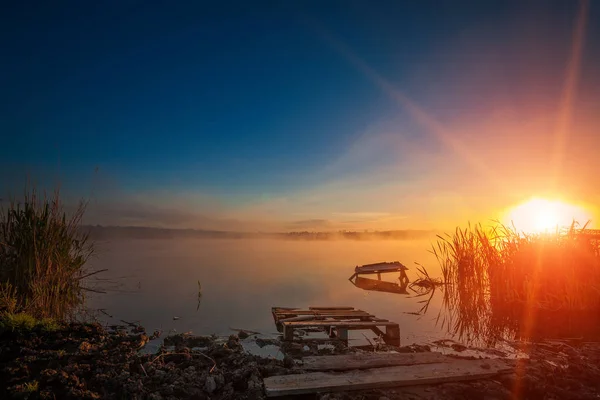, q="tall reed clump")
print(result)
[434,222,600,344]
[0,187,95,320]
